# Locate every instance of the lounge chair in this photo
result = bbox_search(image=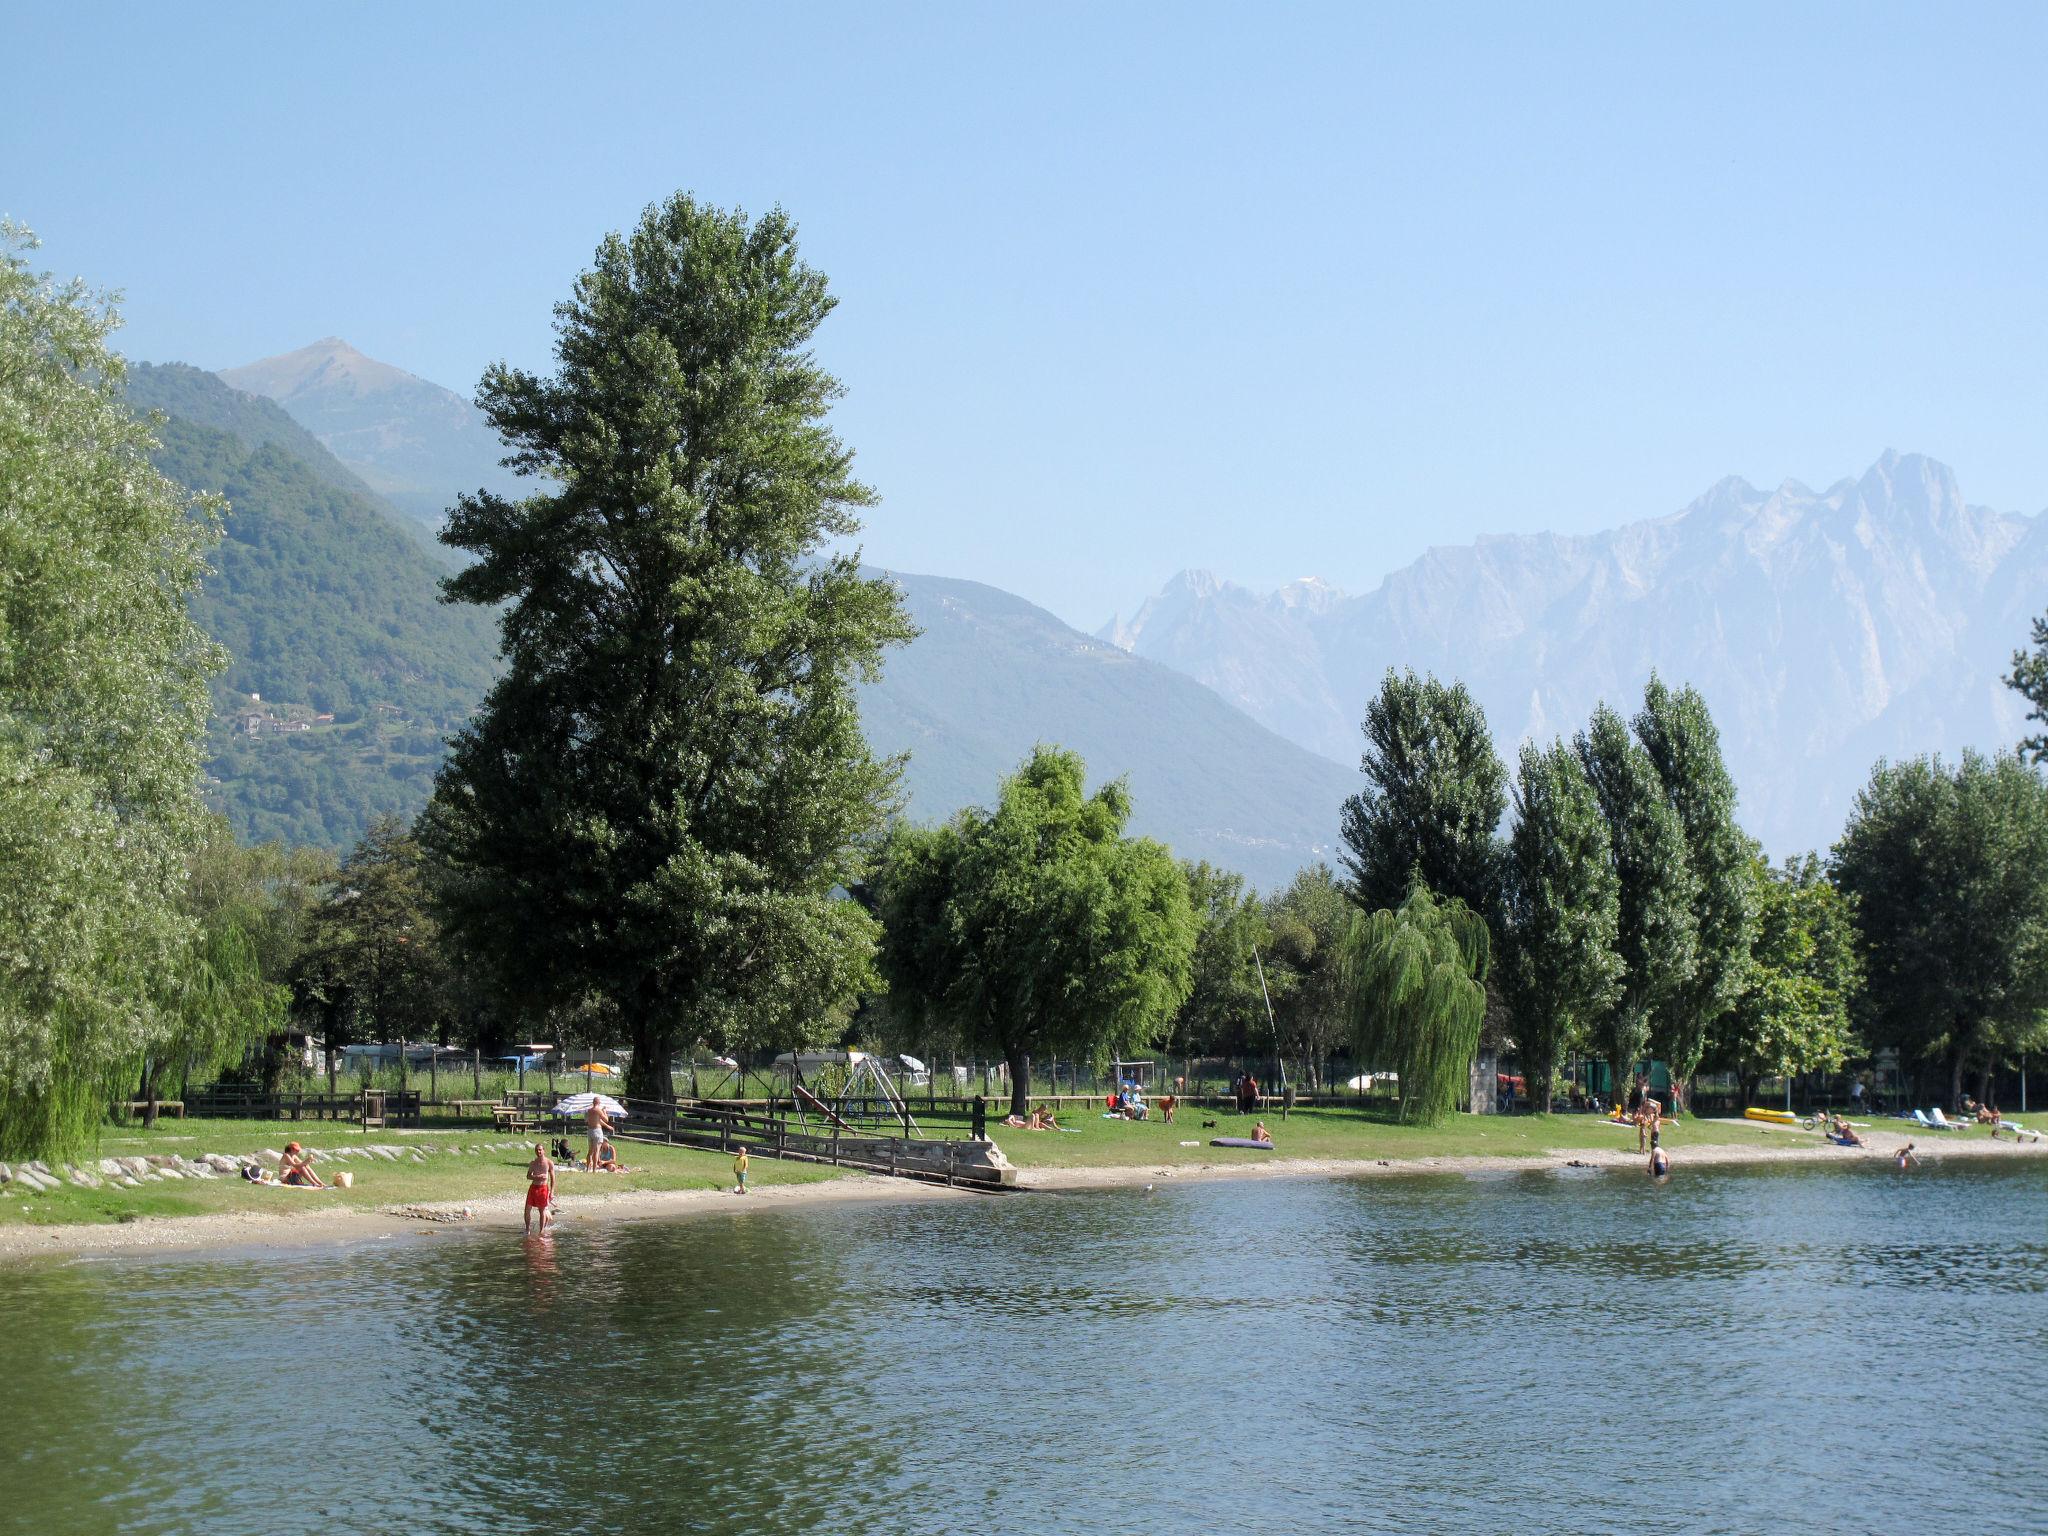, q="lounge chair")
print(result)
[1907,1109,1937,1130]
[1926,1108,1965,1131]
[1990,1120,2043,1144]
